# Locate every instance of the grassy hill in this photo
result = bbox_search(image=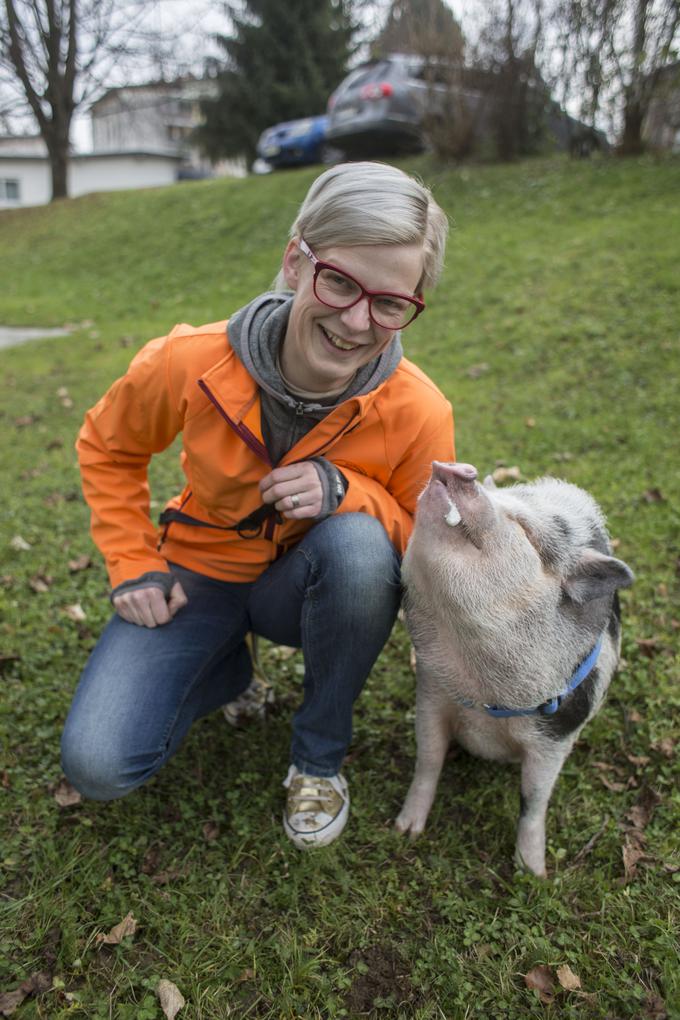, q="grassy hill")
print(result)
[1,155,678,1018]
